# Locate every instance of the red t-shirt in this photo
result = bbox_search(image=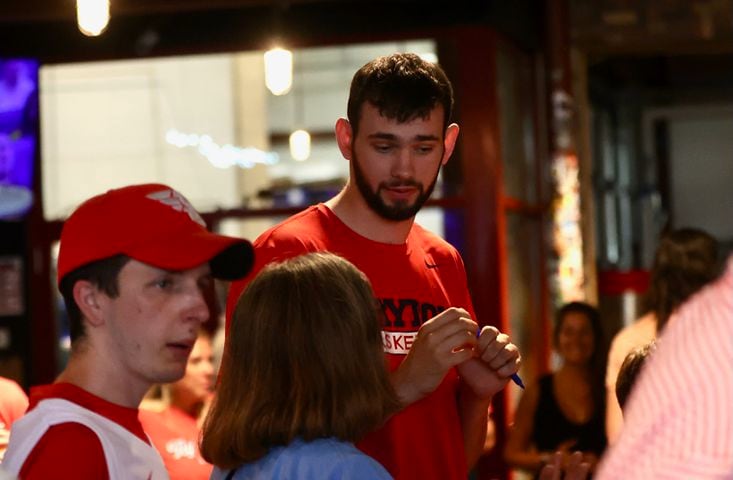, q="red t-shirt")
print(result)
[18,383,149,480]
[227,204,475,480]
[139,406,212,480]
